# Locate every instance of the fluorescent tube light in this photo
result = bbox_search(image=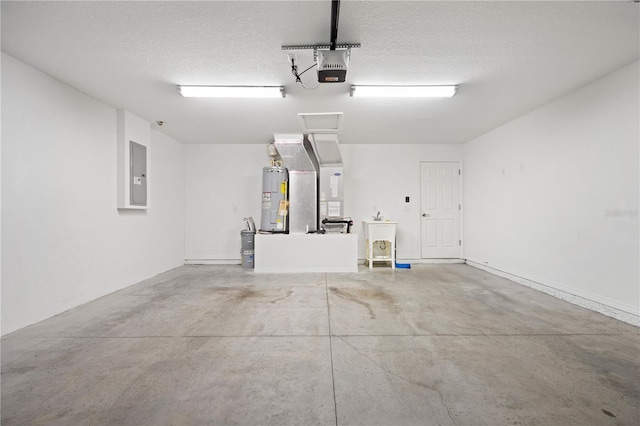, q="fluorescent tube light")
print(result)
[350,85,458,98]
[178,85,285,98]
